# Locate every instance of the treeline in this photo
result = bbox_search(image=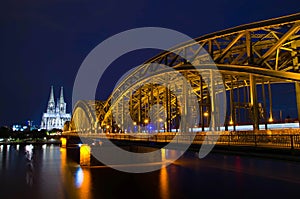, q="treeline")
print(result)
[0,126,61,140]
